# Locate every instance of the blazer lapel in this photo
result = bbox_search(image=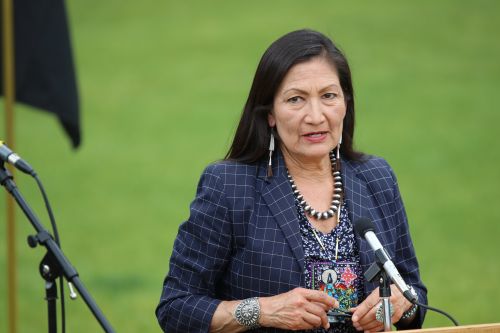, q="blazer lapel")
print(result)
[342,159,368,224]
[341,159,378,266]
[257,150,305,272]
